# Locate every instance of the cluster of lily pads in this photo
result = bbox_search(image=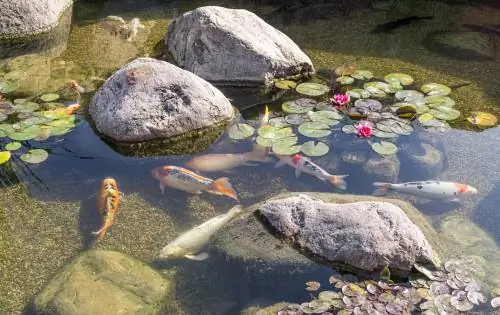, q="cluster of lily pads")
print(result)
[277,256,500,315]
